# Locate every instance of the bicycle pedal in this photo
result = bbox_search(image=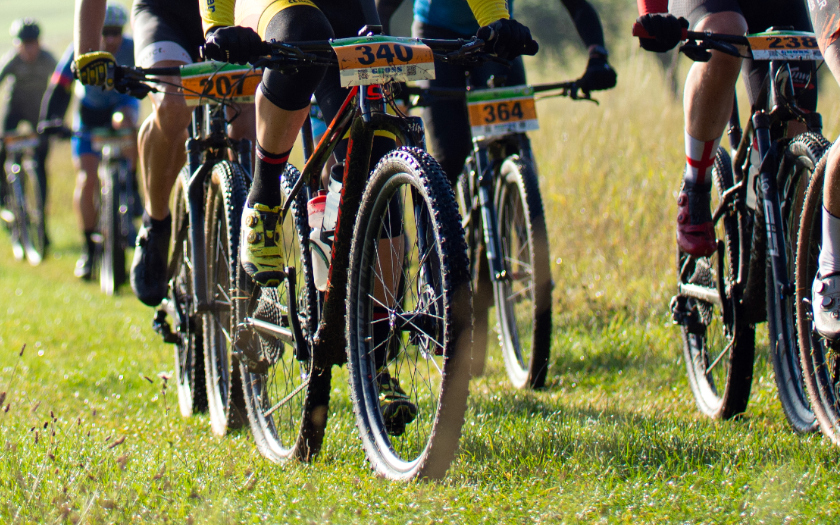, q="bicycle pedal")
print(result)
[152,310,180,344]
[233,327,270,374]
